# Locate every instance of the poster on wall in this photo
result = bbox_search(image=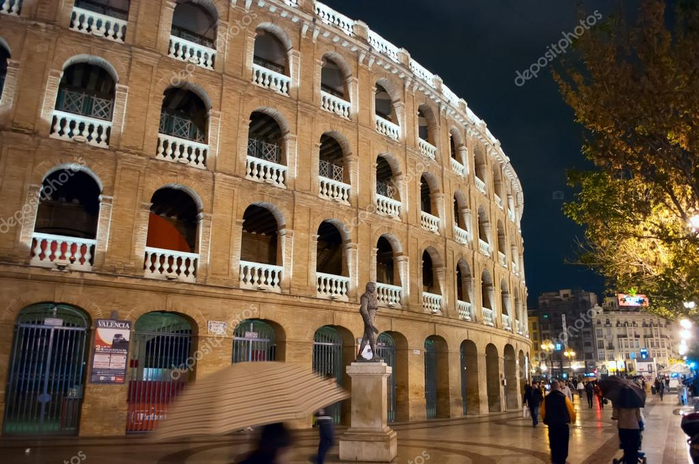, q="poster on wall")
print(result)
[90,319,132,384]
